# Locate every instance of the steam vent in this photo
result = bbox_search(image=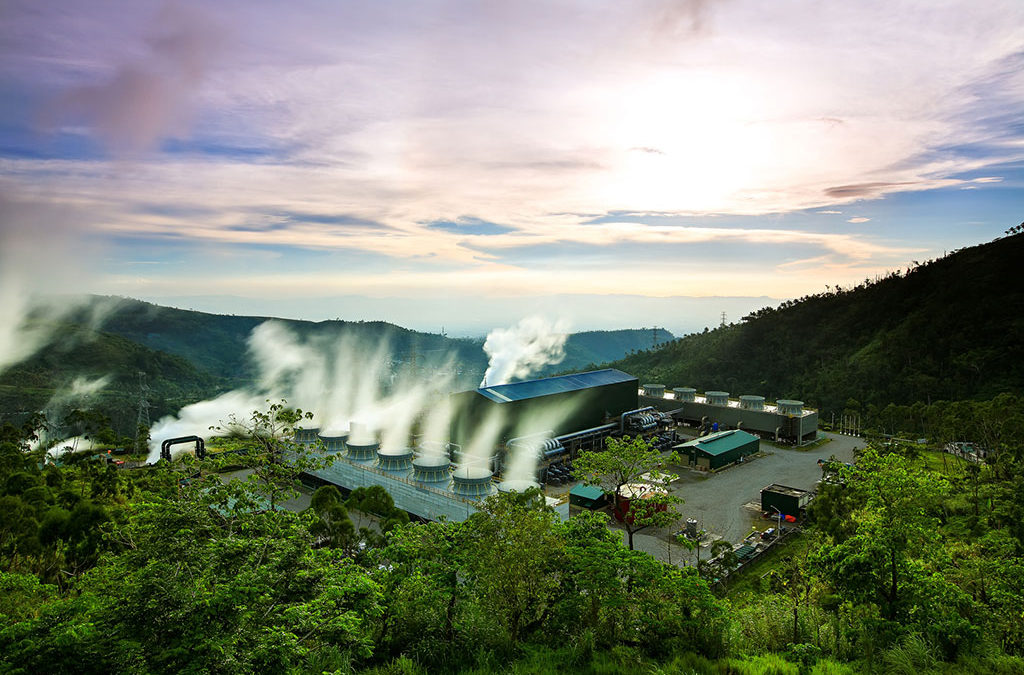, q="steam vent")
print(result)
[317,432,346,453]
[346,439,379,461]
[412,455,451,482]
[377,447,414,471]
[497,479,541,493]
[673,387,696,402]
[452,466,495,497]
[294,427,320,444]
